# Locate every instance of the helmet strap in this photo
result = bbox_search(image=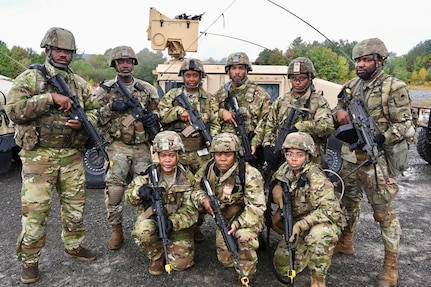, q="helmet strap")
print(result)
[46,46,69,70]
